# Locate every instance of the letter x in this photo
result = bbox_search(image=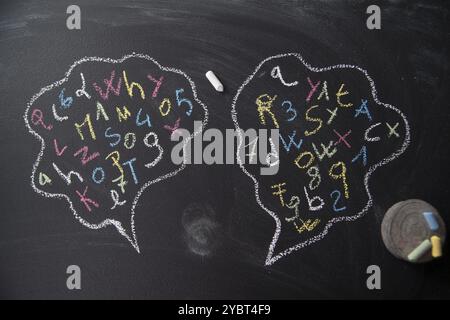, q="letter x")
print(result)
[386,122,400,138]
[333,129,352,148]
